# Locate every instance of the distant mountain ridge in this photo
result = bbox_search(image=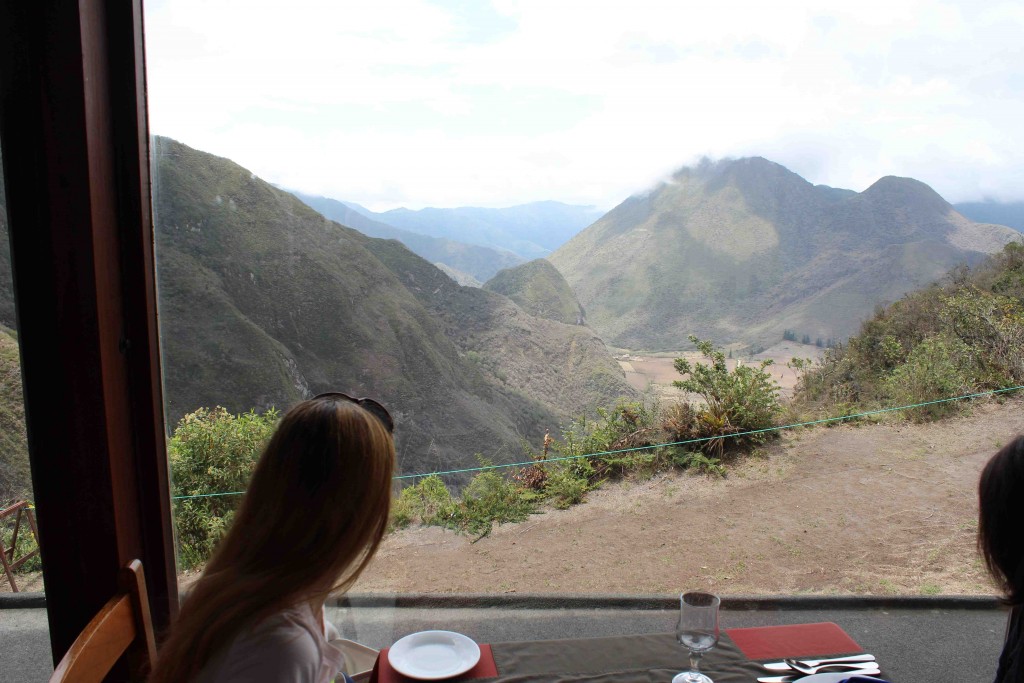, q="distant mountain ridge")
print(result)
[144,138,634,476]
[549,156,1022,350]
[954,200,1024,233]
[359,201,603,260]
[292,191,523,283]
